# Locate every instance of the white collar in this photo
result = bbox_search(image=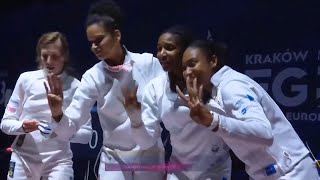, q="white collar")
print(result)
[210,65,231,87]
[41,69,68,80]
